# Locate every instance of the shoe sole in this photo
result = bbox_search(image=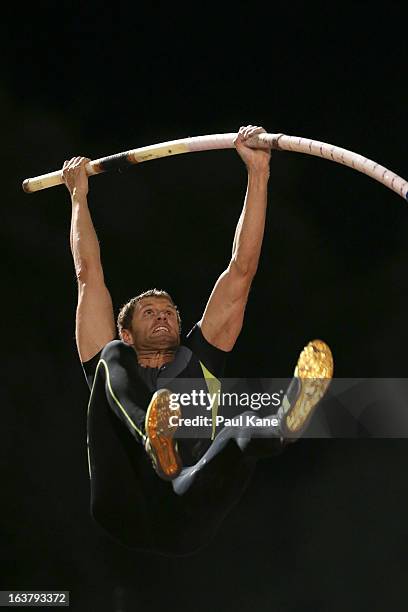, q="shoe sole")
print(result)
[284,339,333,434]
[145,388,182,480]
